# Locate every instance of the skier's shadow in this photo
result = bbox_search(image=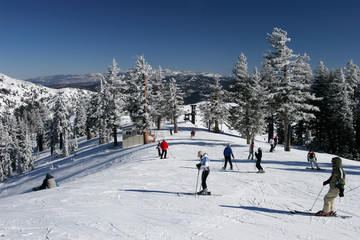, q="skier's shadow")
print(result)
[220,205,292,215]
